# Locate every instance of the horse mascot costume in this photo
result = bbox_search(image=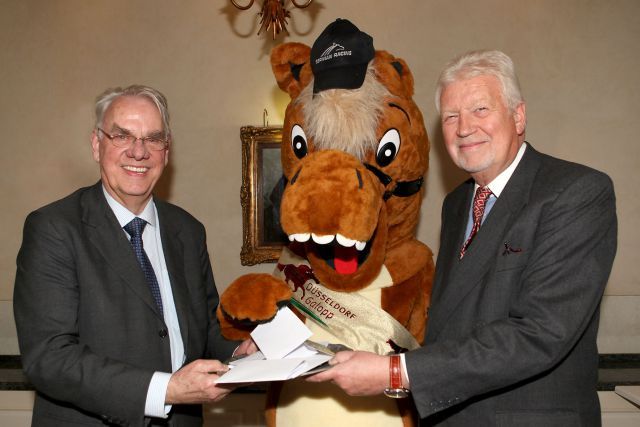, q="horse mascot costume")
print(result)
[218,19,434,427]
